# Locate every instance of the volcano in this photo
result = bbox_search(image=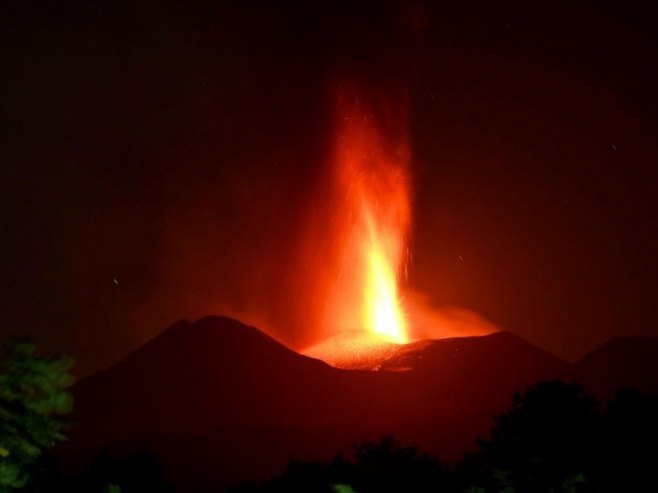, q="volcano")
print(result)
[58,316,658,491]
